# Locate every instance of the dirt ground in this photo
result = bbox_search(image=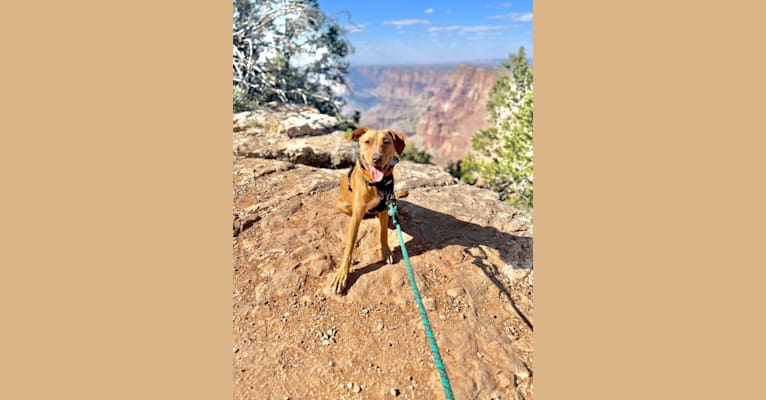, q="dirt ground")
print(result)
[233,157,534,400]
